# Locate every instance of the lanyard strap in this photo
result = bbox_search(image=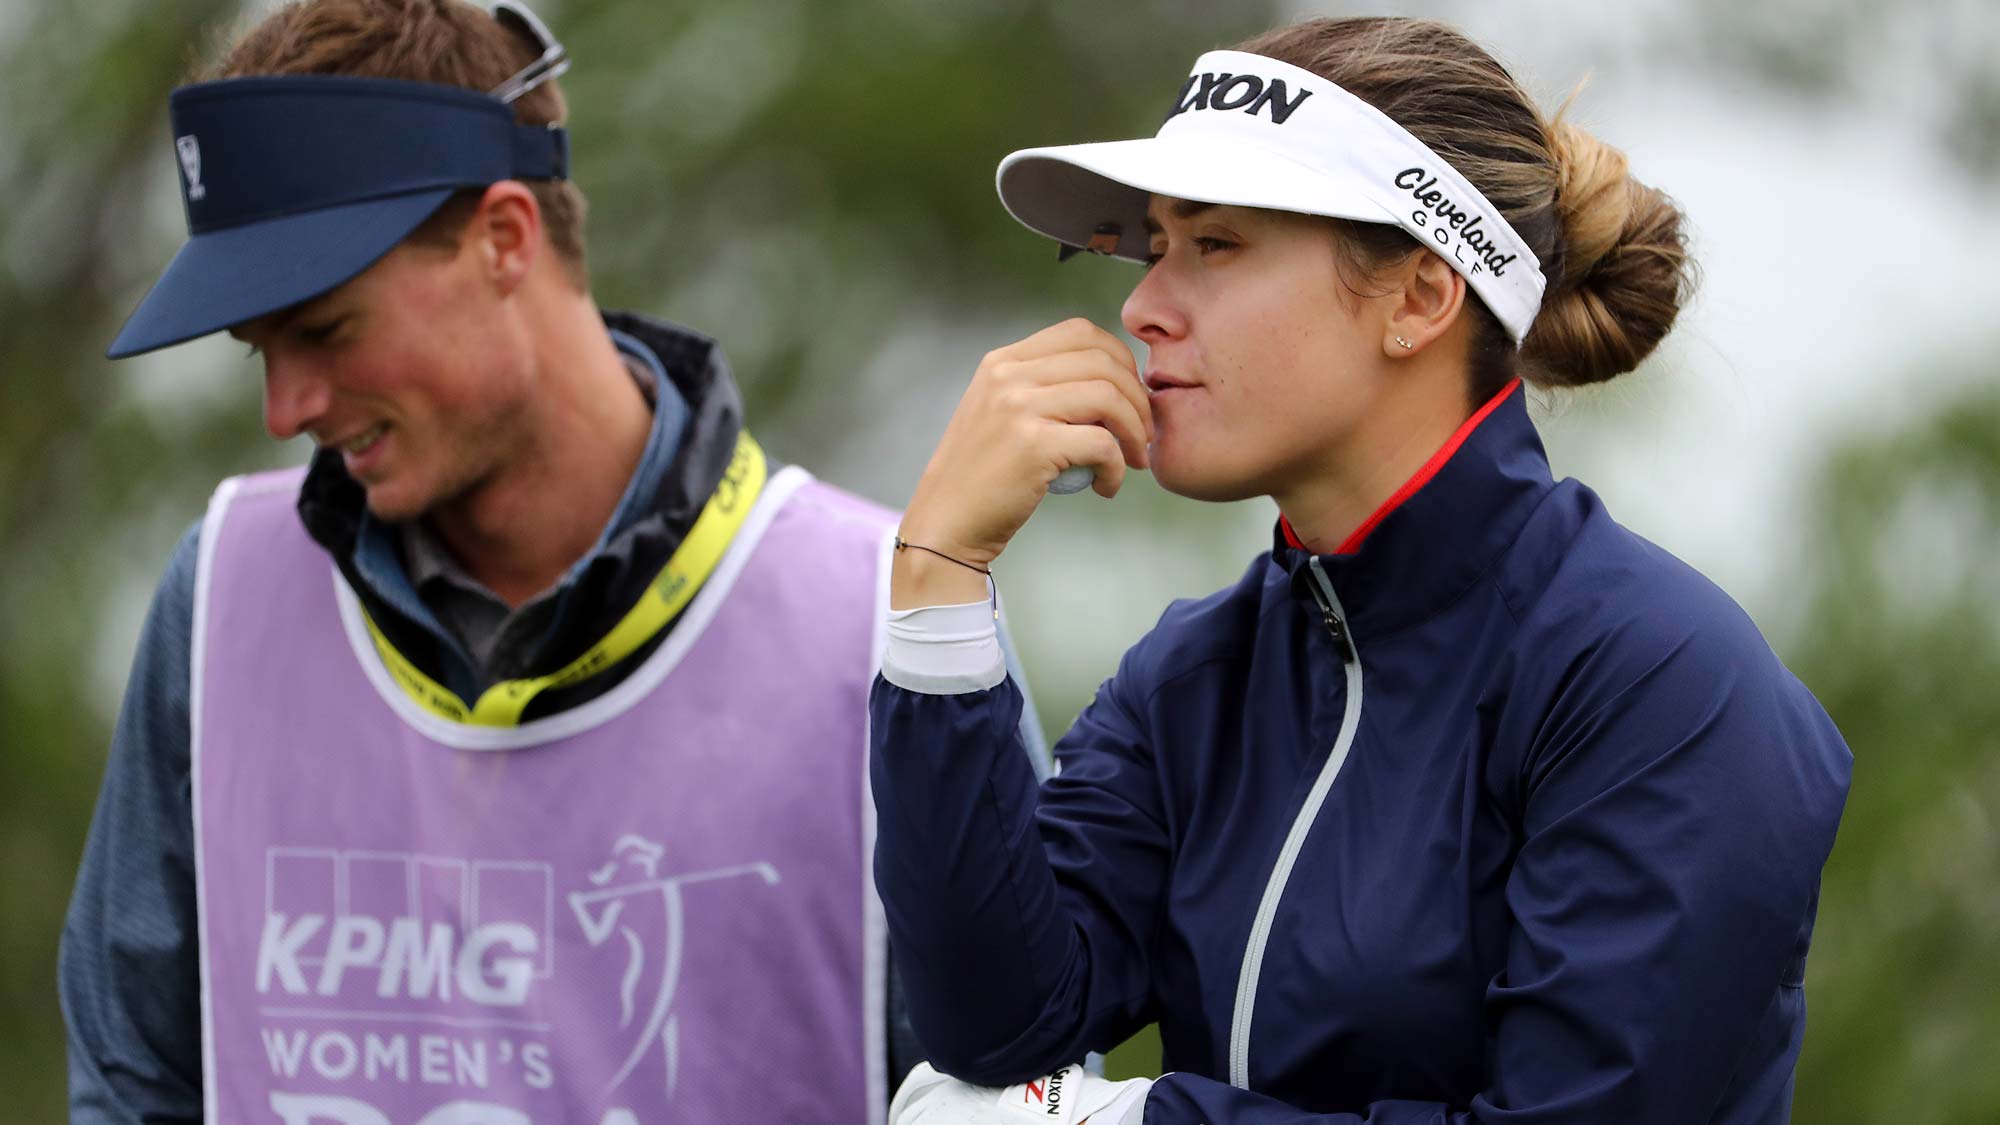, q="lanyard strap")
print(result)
[364,429,768,726]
